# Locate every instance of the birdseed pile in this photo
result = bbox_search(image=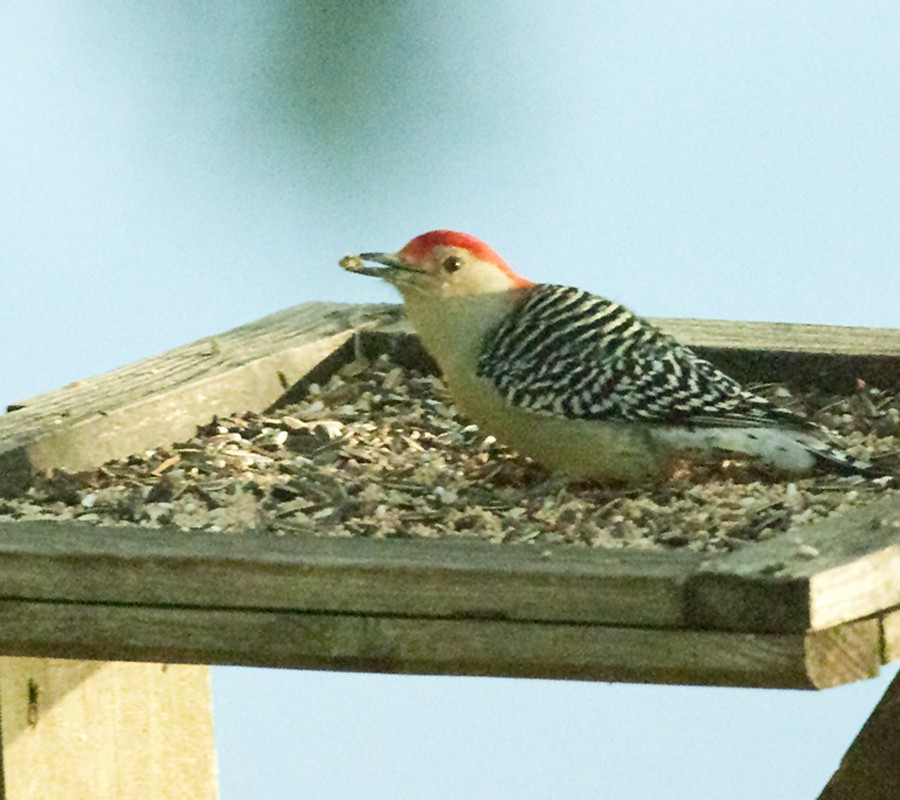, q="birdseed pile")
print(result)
[1,354,897,552]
